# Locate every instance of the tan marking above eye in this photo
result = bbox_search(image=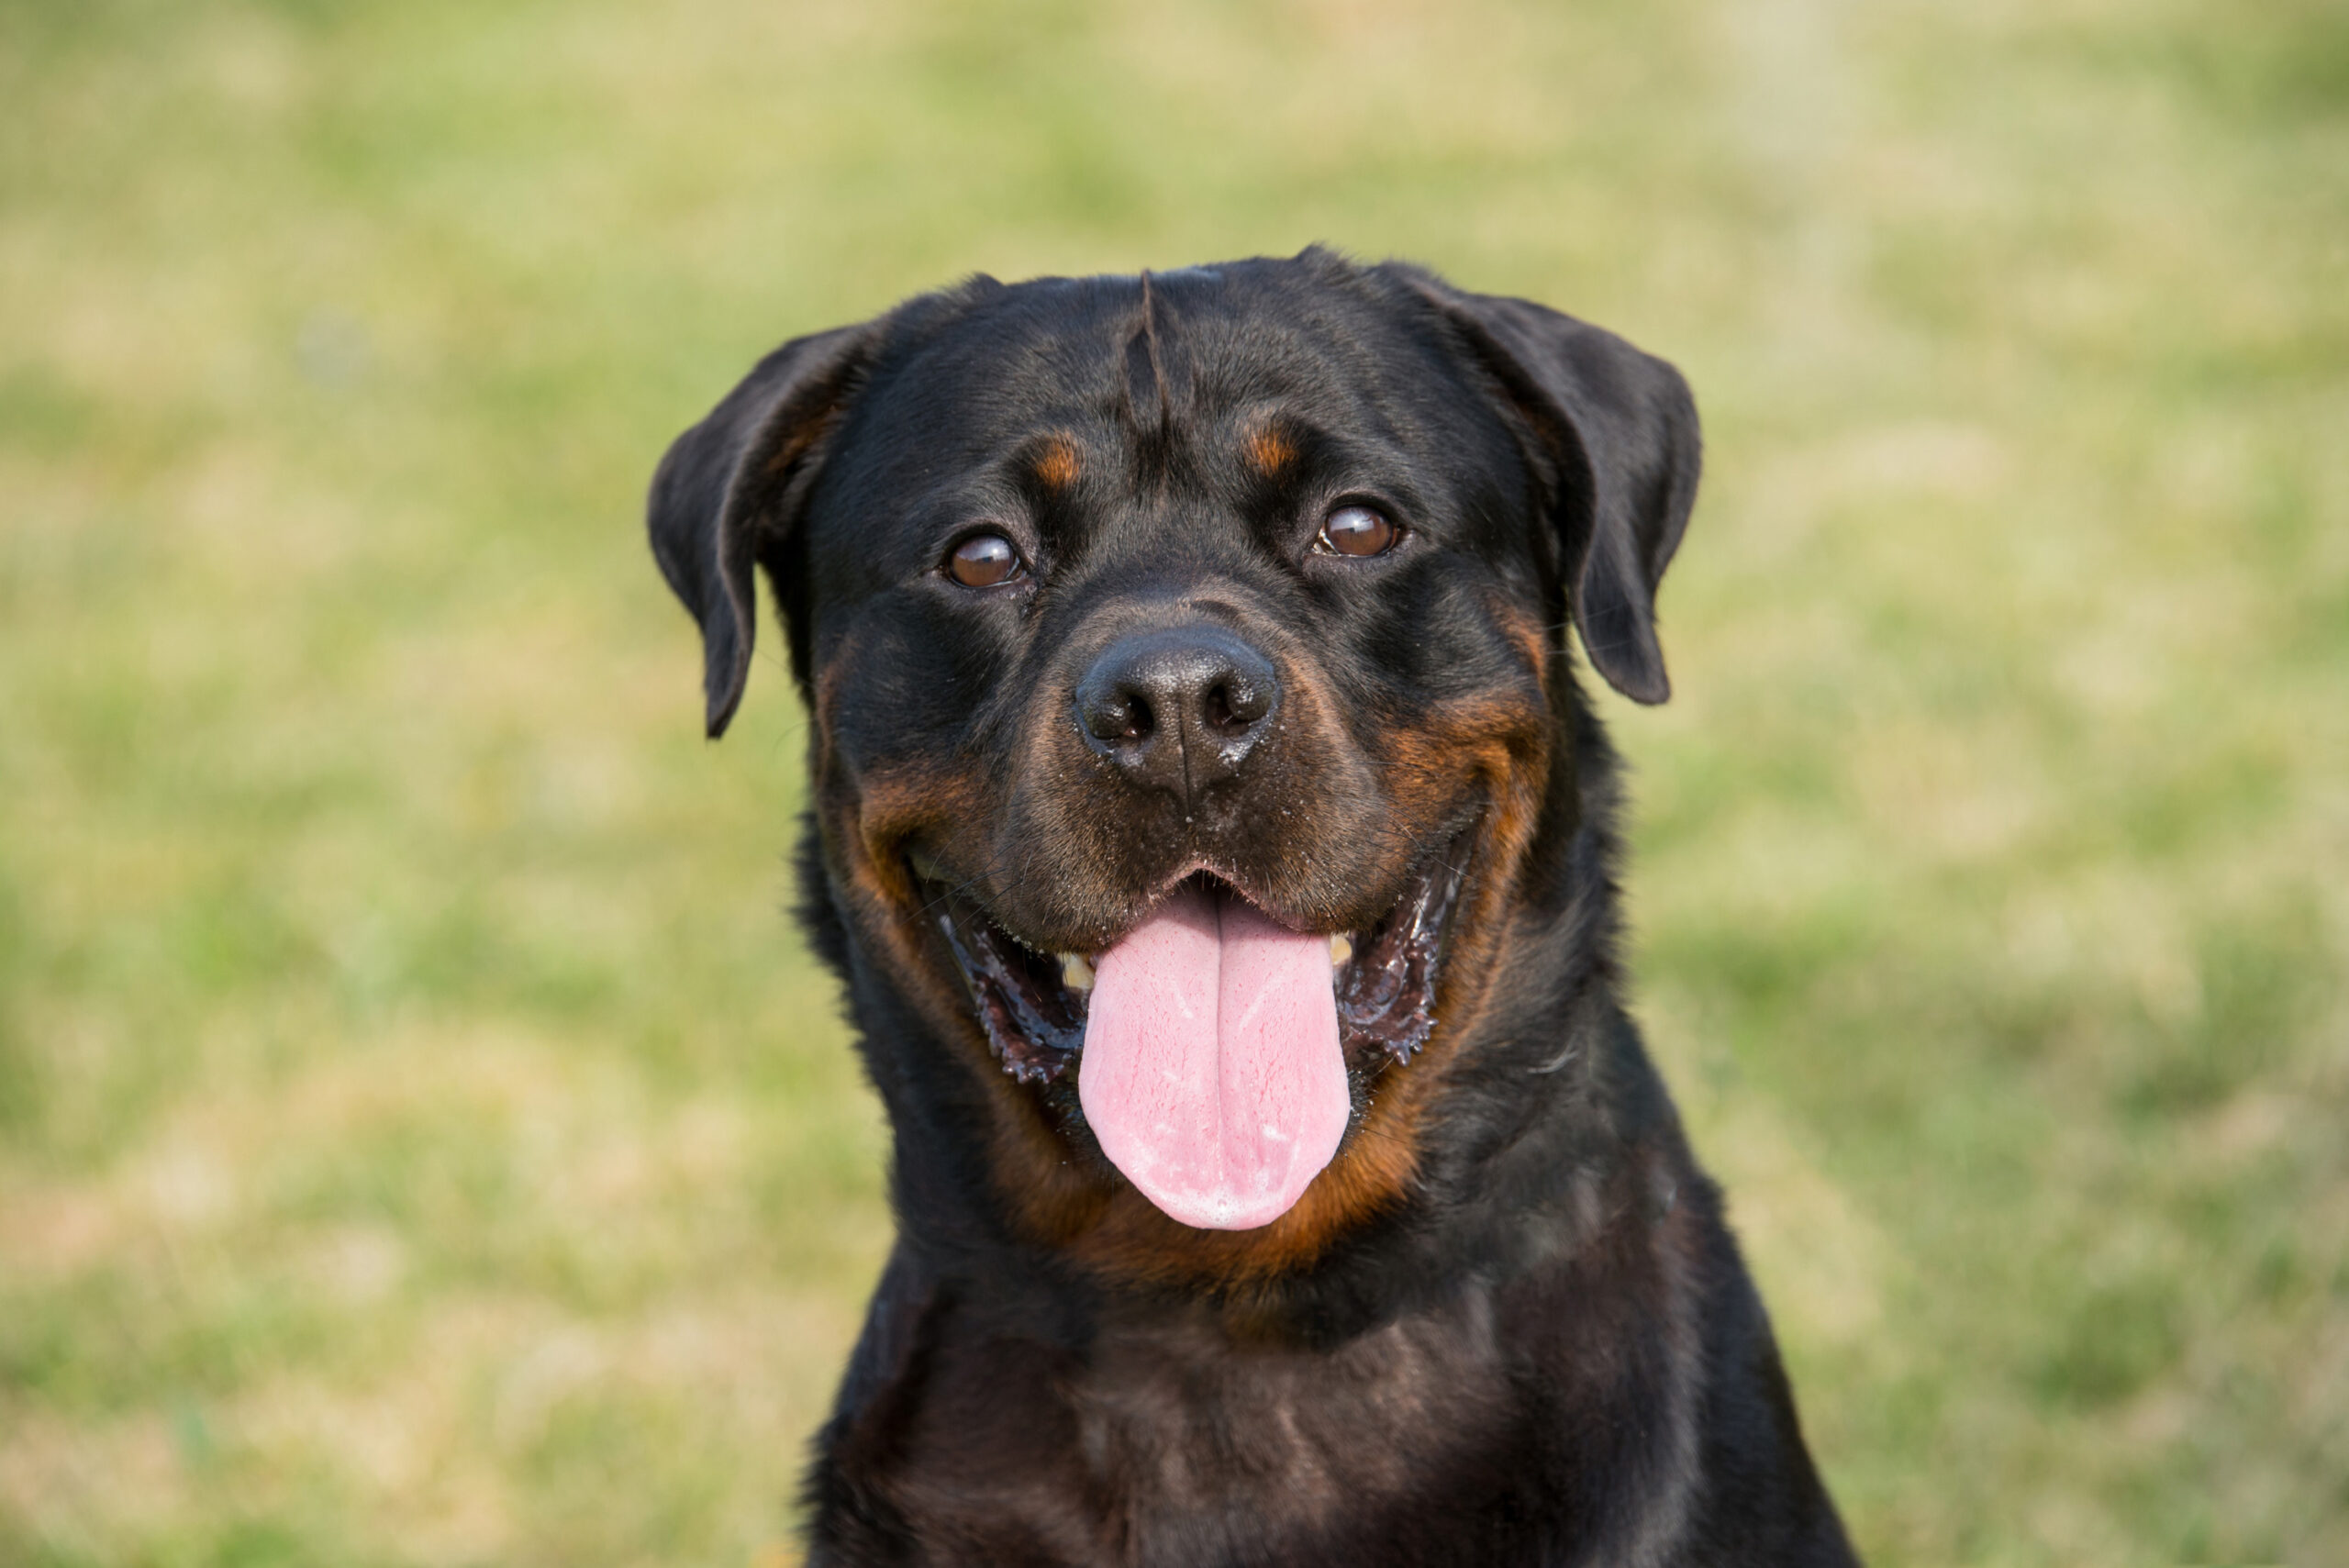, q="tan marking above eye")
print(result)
[1244,426,1296,475]
[1033,439,1081,490]
[1317,504,1397,558]
[948,533,1025,588]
